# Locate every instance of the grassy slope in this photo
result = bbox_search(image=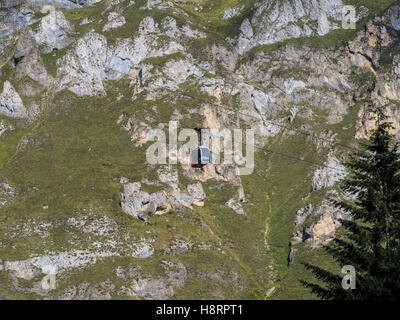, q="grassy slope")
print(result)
[270,101,361,299]
[0,80,267,299]
[0,0,397,299]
